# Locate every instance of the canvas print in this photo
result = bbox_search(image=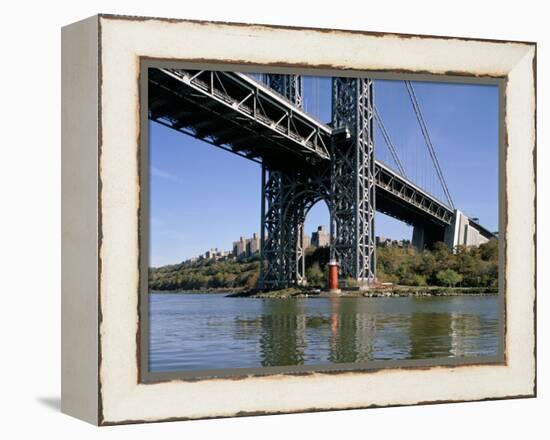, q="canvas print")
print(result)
[145,67,502,374]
